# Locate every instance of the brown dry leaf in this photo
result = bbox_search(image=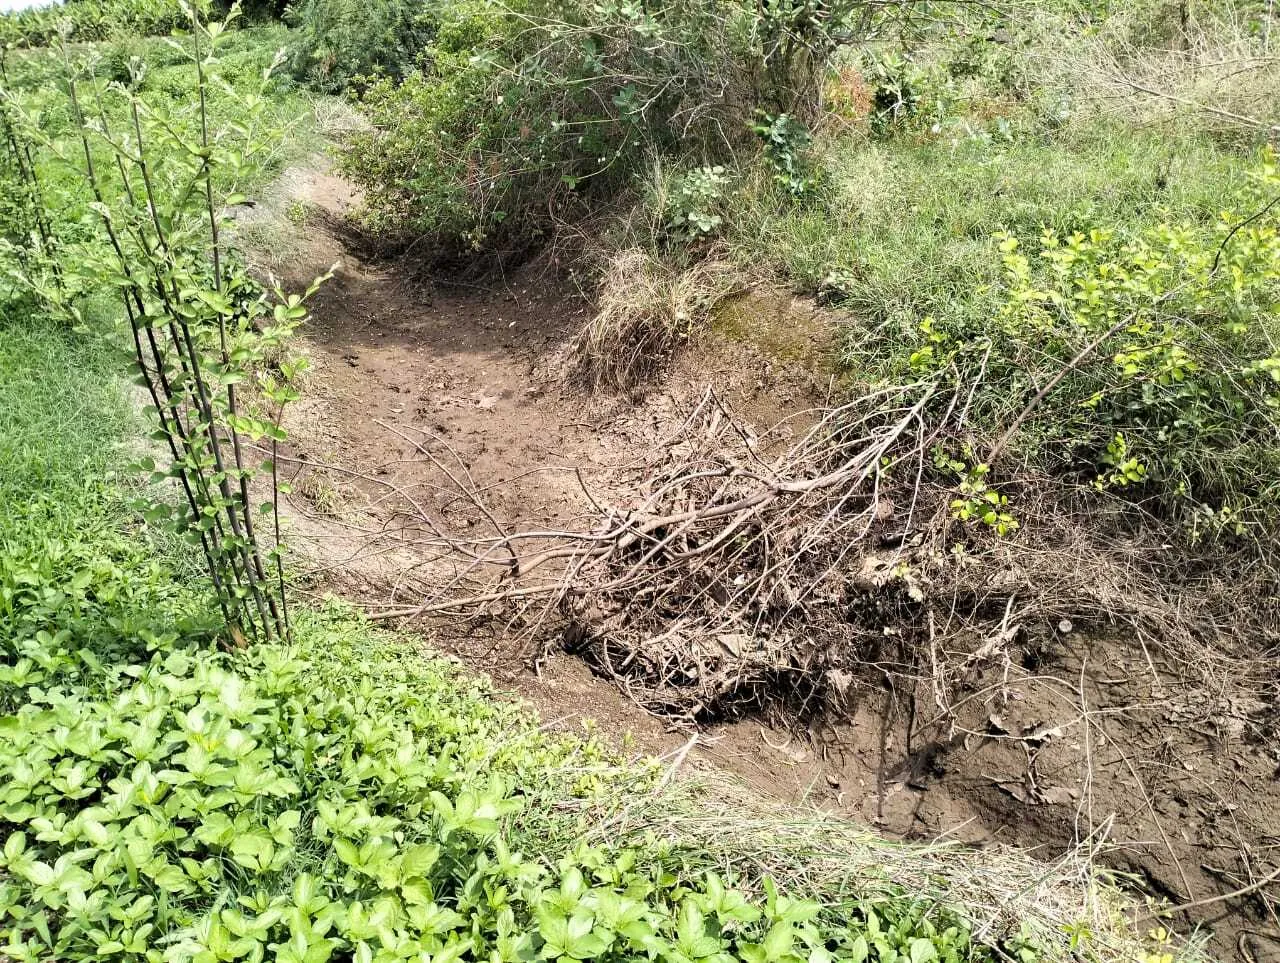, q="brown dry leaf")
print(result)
[1038,785,1080,806]
[995,780,1031,803]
